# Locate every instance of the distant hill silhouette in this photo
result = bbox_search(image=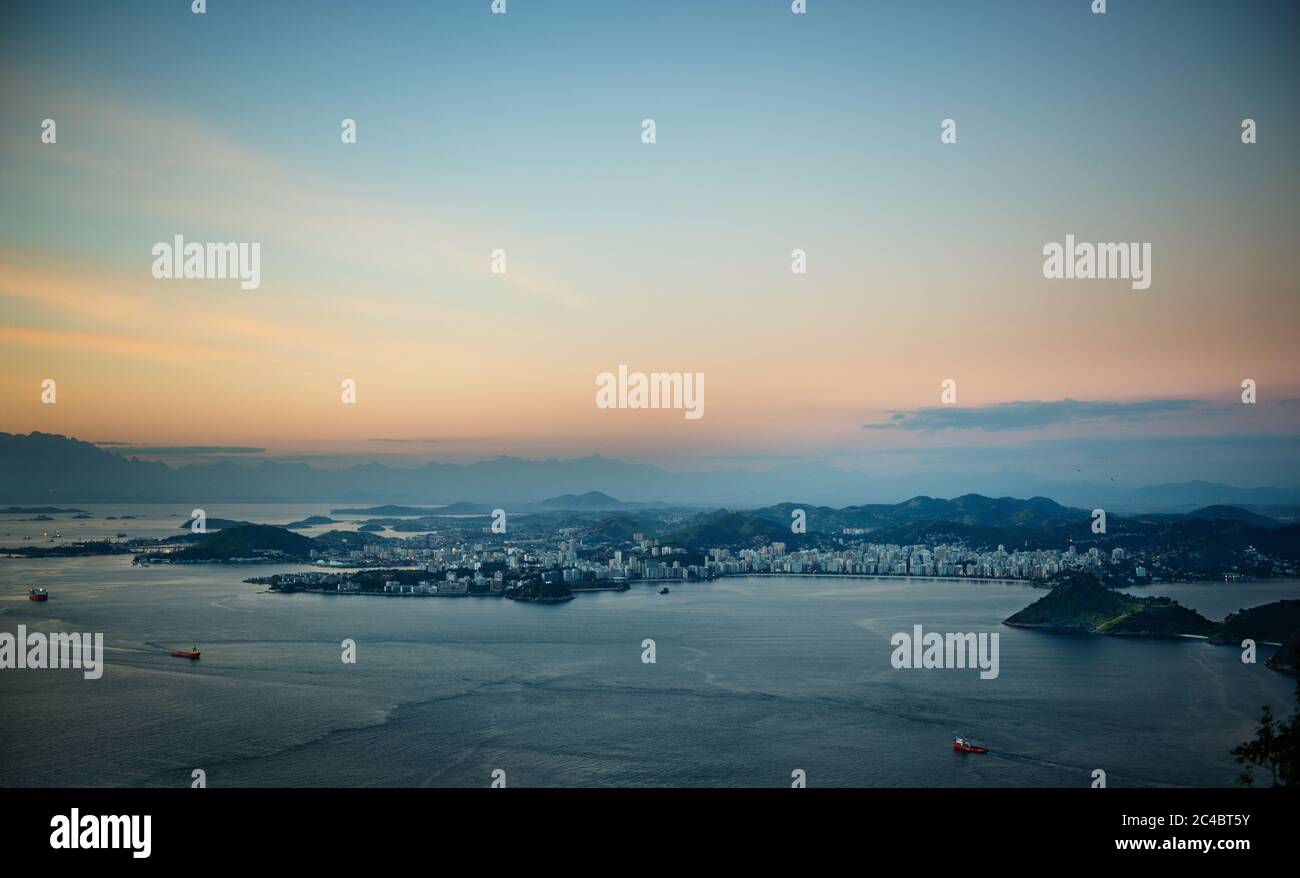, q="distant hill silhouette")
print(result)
[540,491,628,510]
[632,495,1300,561]
[329,505,441,516]
[661,509,813,550]
[1122,481,1300,510]
[3,431,1299,511]
[179,517,251,531]
[743,495,1083,533]
[428,502,495,515]
[1184,505,1278,527]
